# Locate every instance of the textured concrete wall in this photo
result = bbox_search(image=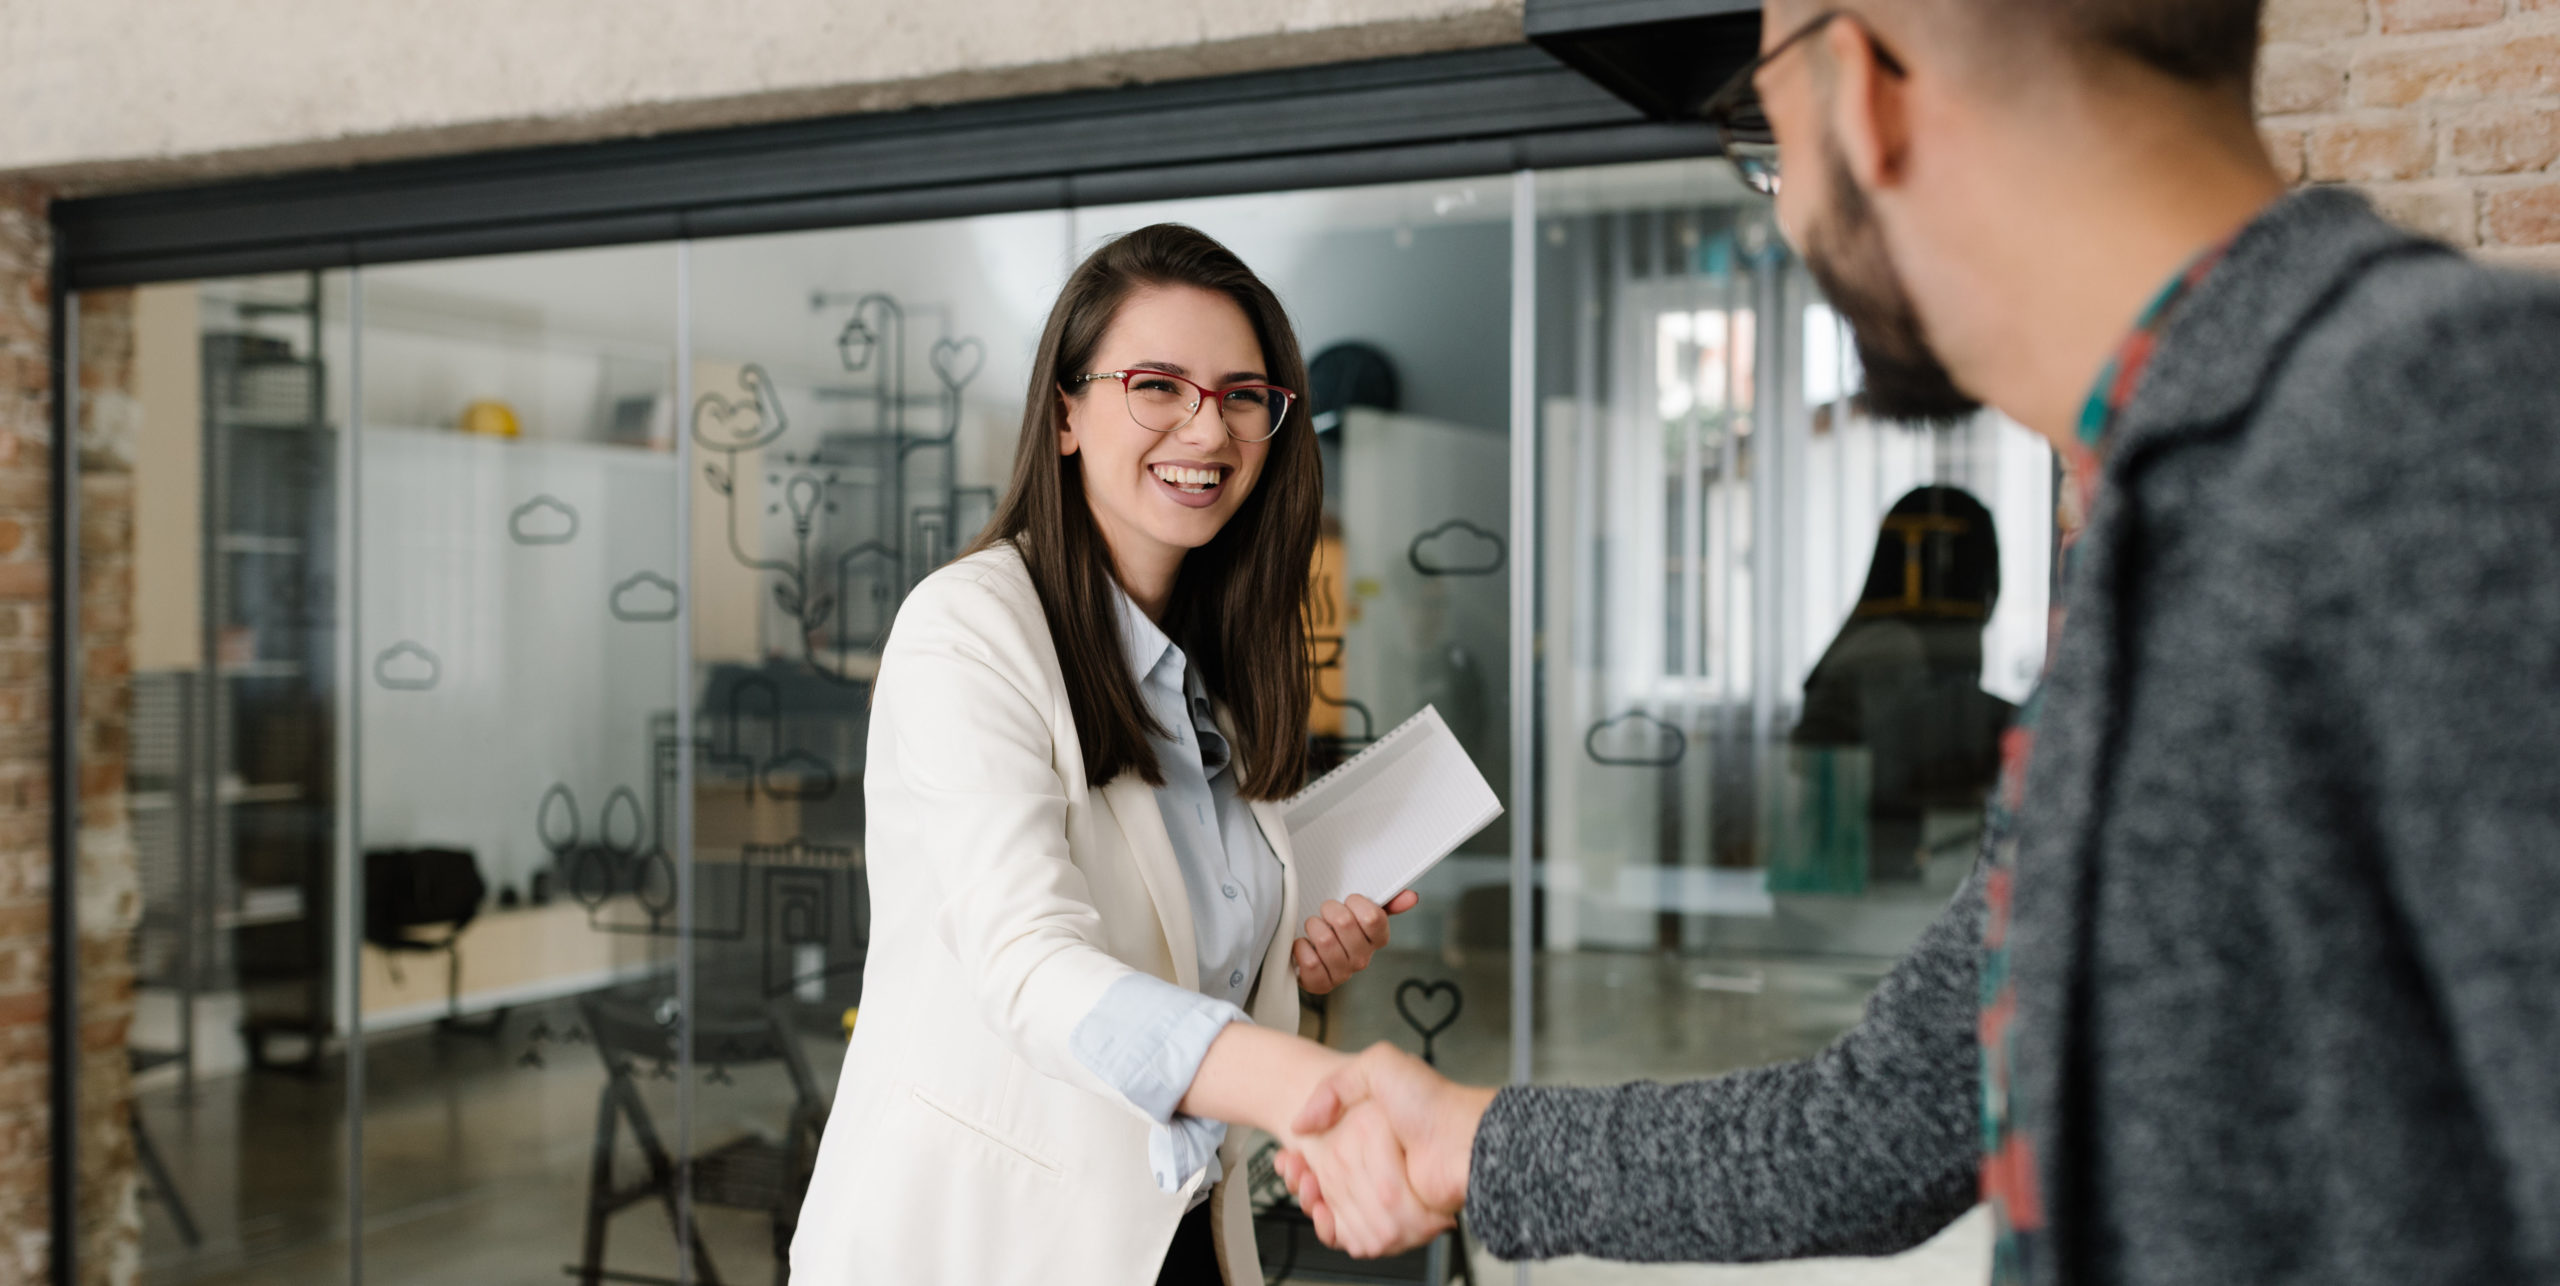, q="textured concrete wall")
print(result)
[2259,0,2560,271]
[0,0,1524,192]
